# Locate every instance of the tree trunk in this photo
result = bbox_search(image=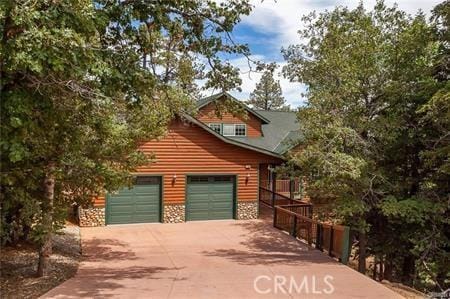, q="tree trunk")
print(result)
[384,257,393,281]
[401,254,415,286]
[379,255,384,281]
[358,232,367,274]
[37,162,55,277]
[373,255,378,280]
